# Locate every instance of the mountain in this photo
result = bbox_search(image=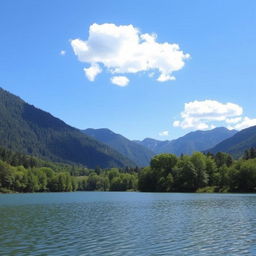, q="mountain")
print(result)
[134,138,170,153]
[136,127,237,155]
[83,128,155,167]
[207,125,256,158]
[0,88,135,168]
